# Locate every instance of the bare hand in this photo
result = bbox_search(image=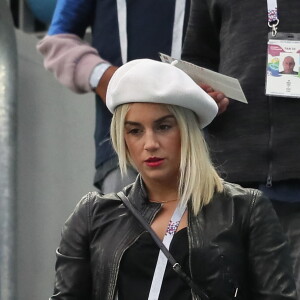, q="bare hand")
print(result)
[200,83,229,115]
[95,66,119,102]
